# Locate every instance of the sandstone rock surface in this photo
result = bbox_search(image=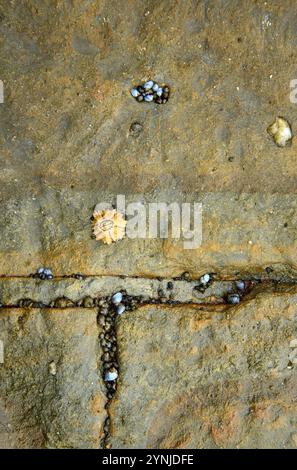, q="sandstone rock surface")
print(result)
[0,308,106,448]
[1,0,297,450]
[111,291,297,448]
[0,0,297,277]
